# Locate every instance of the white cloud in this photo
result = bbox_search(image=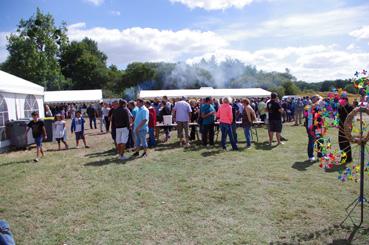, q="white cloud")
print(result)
[186,45,369,82]
[68,23,228,66]
[169,0,253,10]
[84,0,104,6]
[219,5,369,41]
[110,10,121,16]
[350,25,369,40]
